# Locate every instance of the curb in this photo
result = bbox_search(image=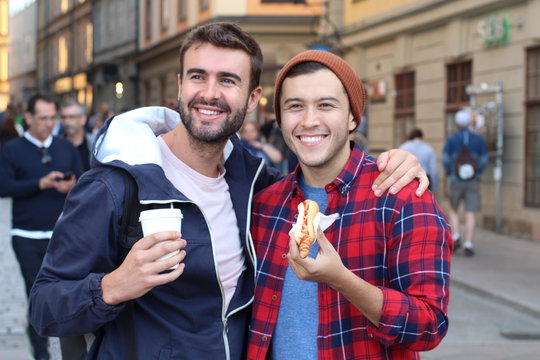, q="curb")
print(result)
[451,278,540,322]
